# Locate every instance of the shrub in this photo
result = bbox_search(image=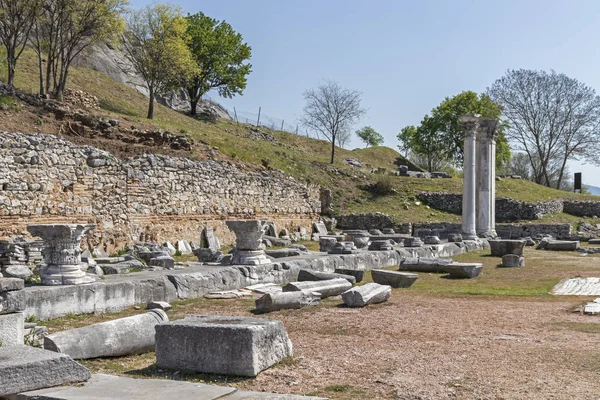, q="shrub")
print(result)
[369,175,395,196]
